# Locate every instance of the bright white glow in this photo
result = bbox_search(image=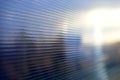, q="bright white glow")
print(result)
[94,25,102,46]
[84,8,120,27]
[69,8,120,44]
